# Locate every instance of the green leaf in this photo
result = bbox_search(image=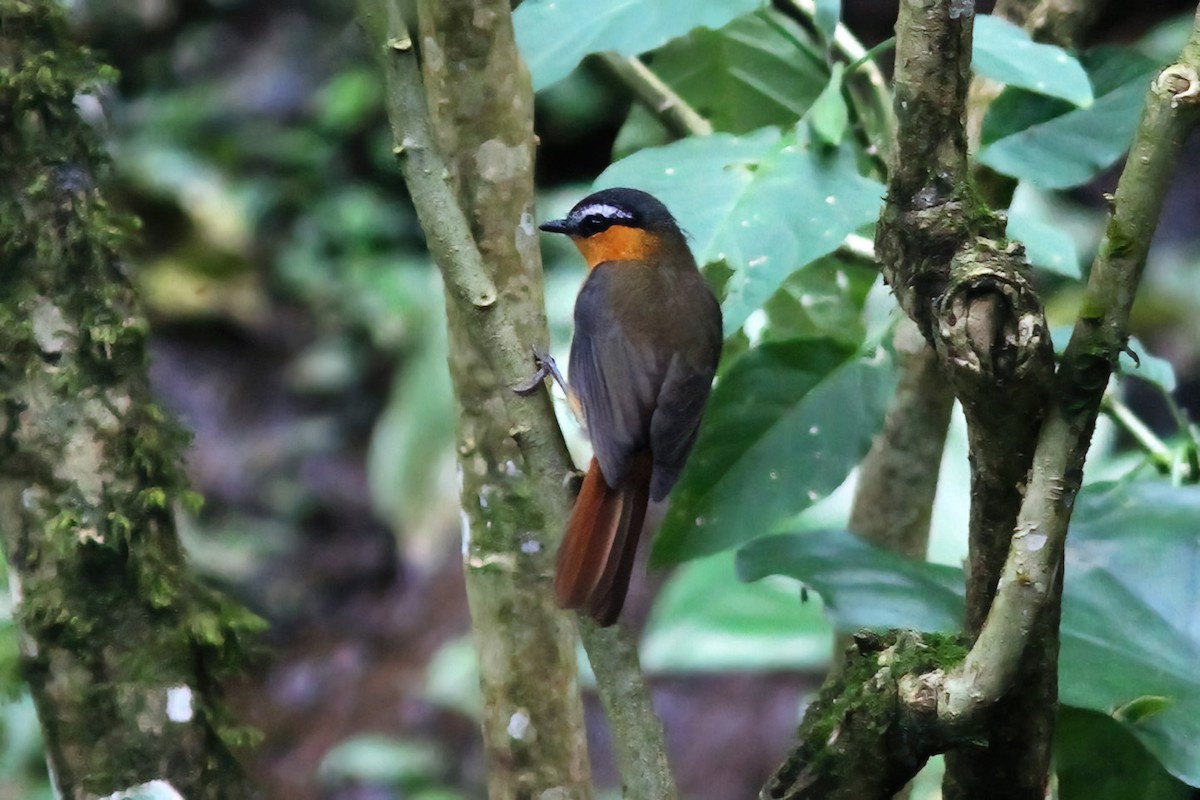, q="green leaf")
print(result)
[806,63,849,146]
[813,0,841,46]
[972,15,1093,106]
[652,340,894,564]
[514,0,766,91]
[737,528,966,632]
[738,480,1200,787]
[1006,209,1081,279]
[1113,695,1173,725]
[642,551,832,671]
[977,47,1159,189]
[621,9,828,136]
[1058,481,1200,785]
[598,128,884,336]
[758,253,879,348]
[1057,707,1193,800]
